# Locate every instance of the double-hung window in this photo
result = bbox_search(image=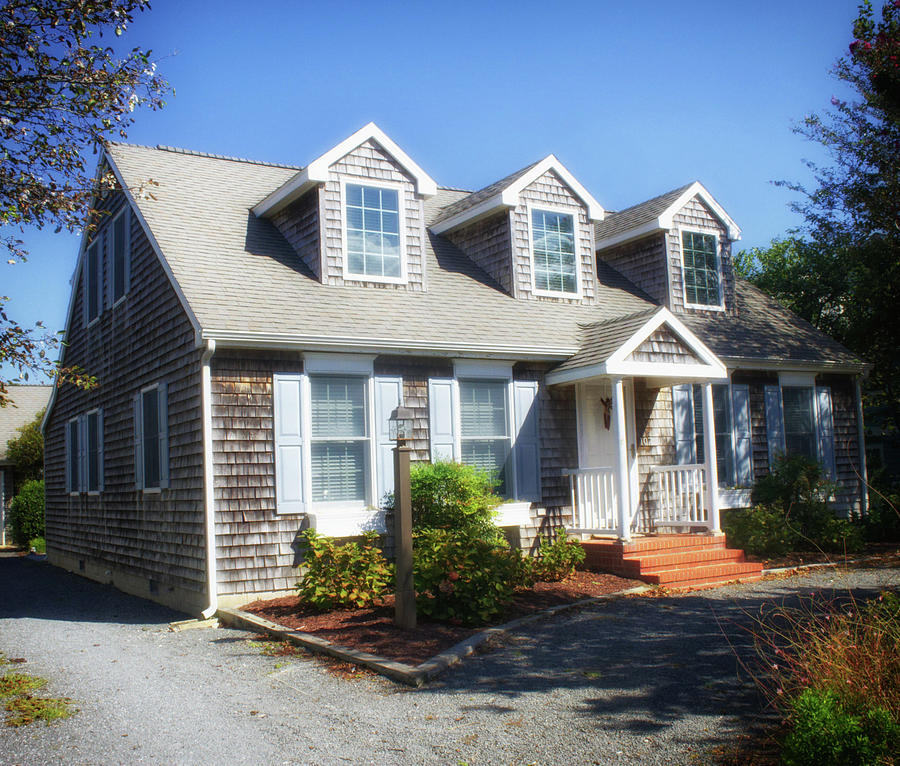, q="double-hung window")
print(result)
[309,376,369,503]
[344,183,402,280]
[66,410,104,494]
[134,383,169,491]
[765,380,835,476]
[673,383,752,487]
[681,231,721,307]
[531,209,577,294]
[781,387,816,460]
[459,379,511,495]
